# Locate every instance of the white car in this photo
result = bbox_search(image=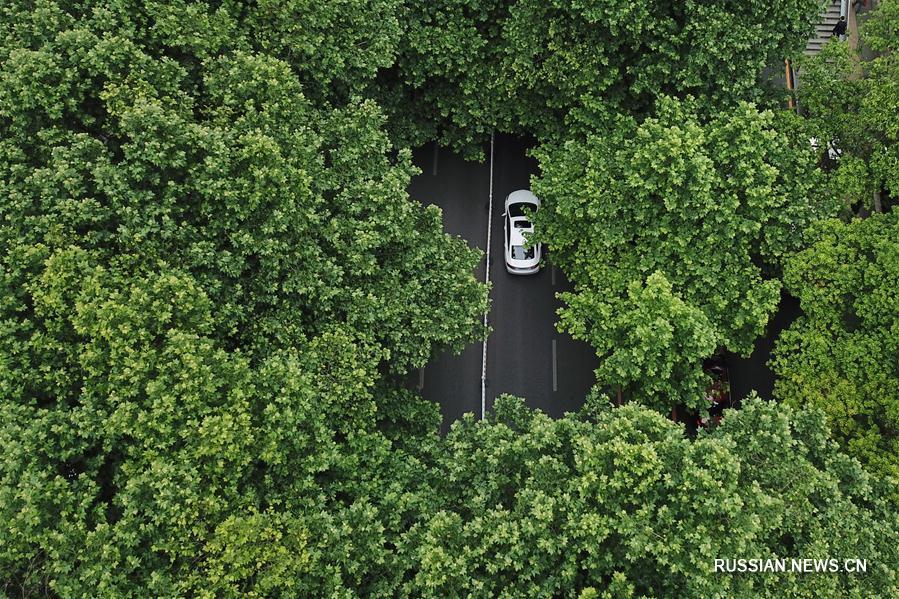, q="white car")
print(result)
[502,190,542,275]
